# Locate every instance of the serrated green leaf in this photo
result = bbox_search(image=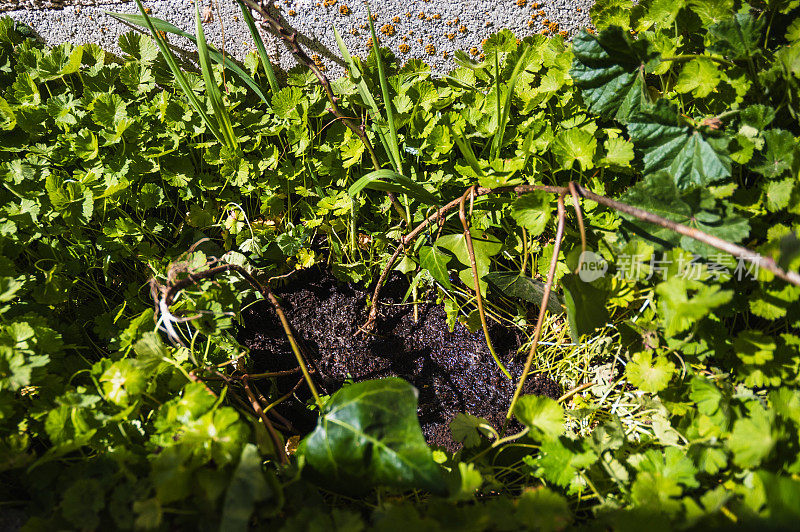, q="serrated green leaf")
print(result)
[707,13,764,60]
[626,101,731,188]
[552,128,597,171]
[561,274,609,342]
[600,136,634,166]
[510,192,552,236]
[674,59,721,98]
[626,351,675,393]
[514,395,564,439]
[450,413,489,448]
[728,402,775,468]
[655,276,732,335]
[753,129,796,178]
[118,31,159,63]
[570,26,658,122]
[0,95,14,130]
